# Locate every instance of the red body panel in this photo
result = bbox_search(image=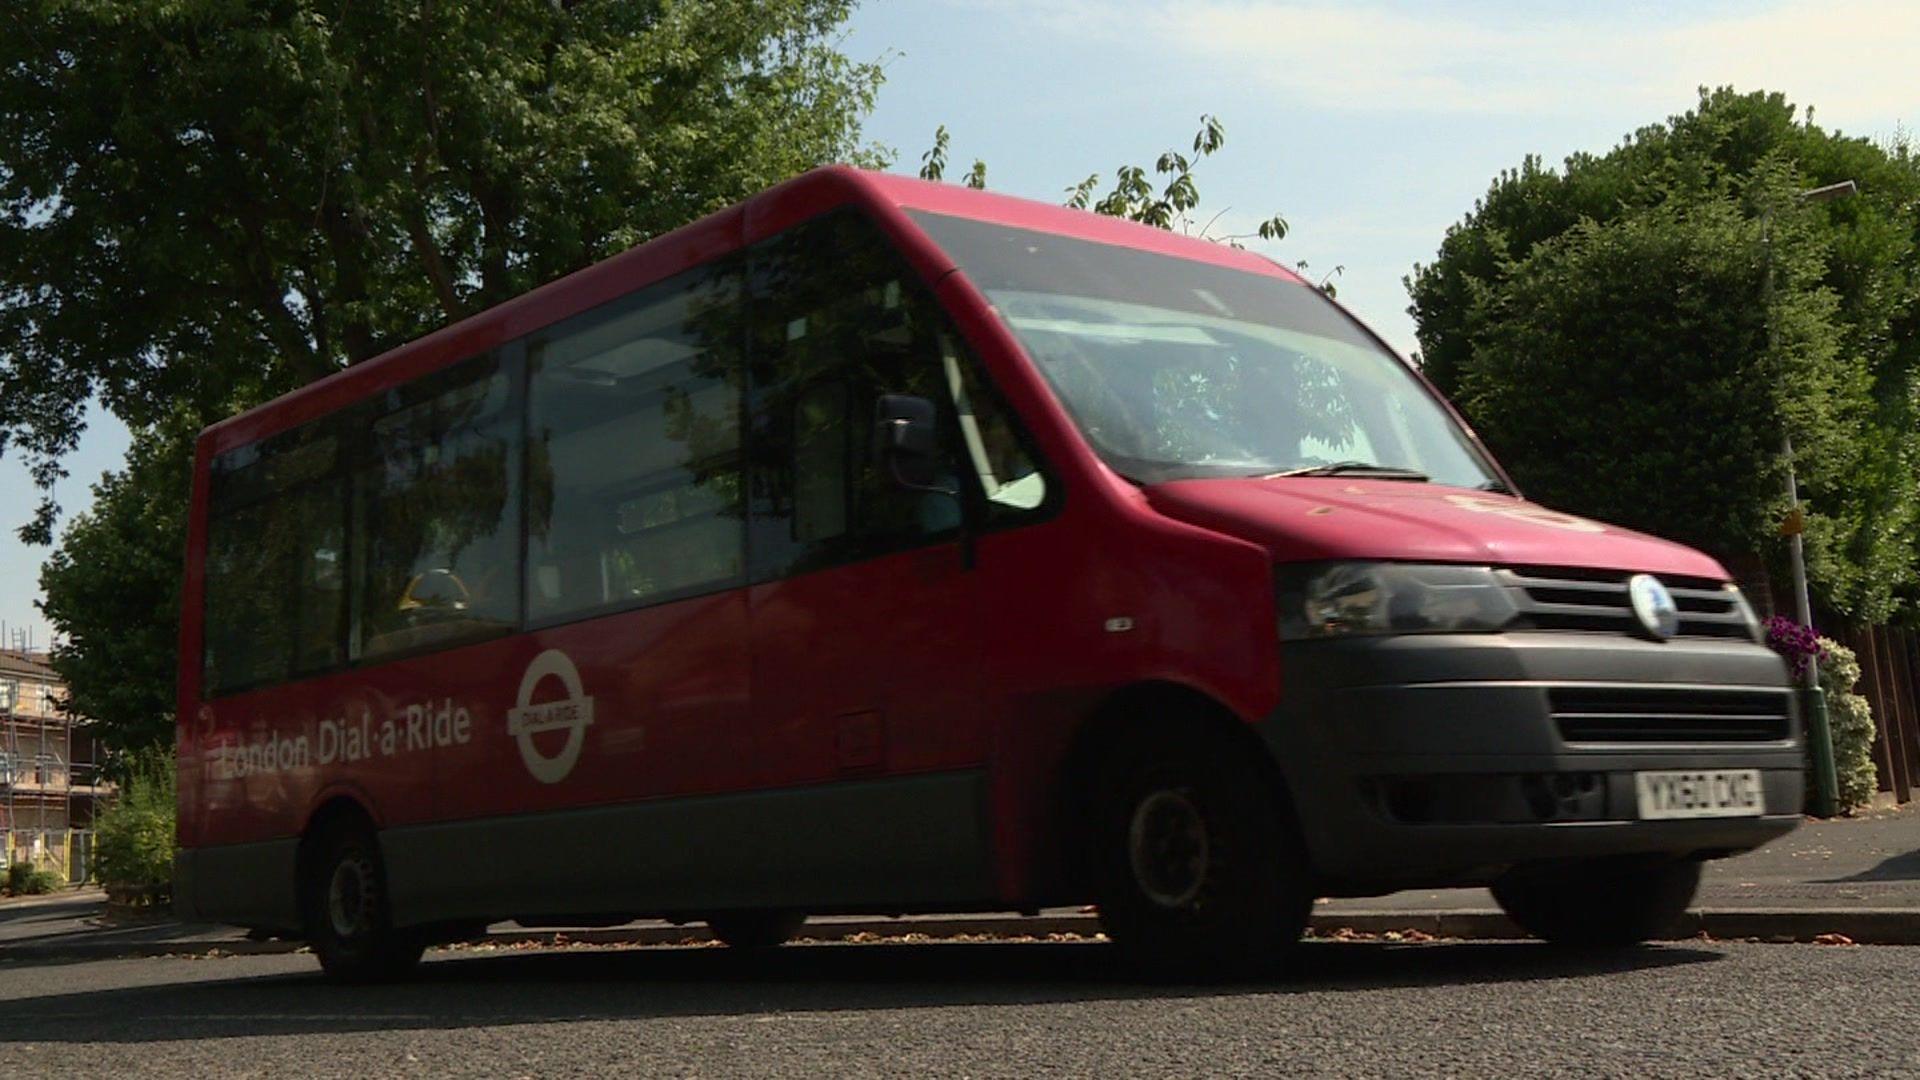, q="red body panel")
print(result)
[188,595,753,848]
[746,541,984,786]
[176,165,1734,911]
[1145,477,1729,579]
